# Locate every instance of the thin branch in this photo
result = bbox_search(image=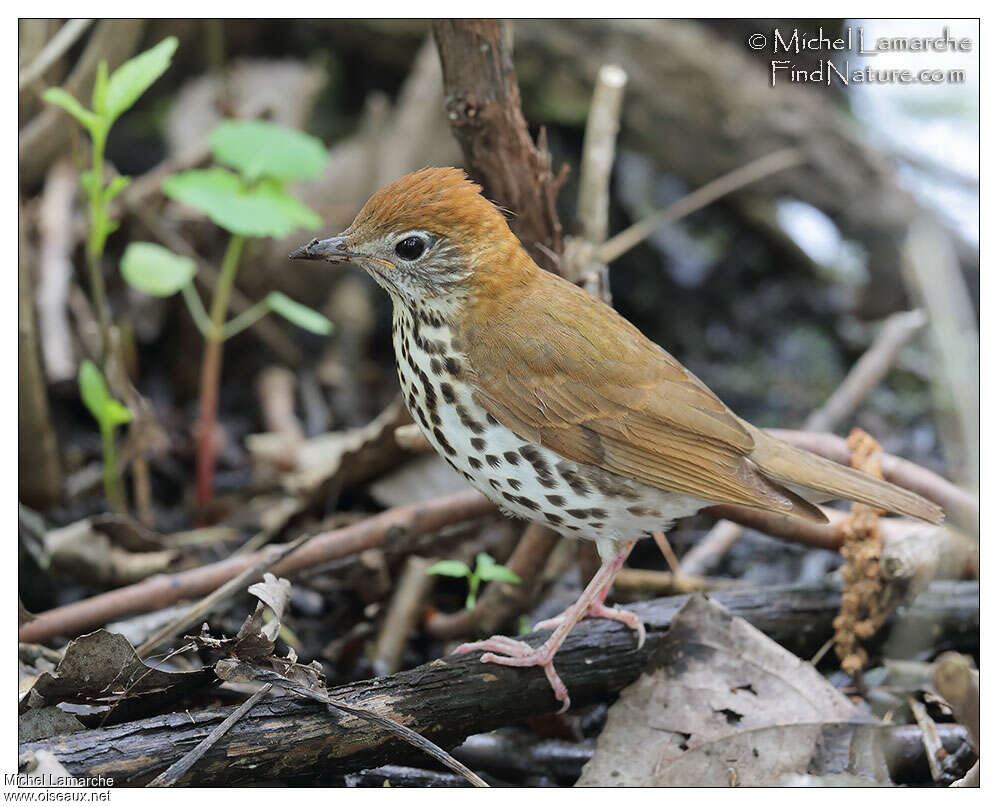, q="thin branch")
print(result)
[230,665,488,787]
[597,147,803,264]
[804,309,927,433]
[135,531,313,659]
[19,489,496,645]
[18,19,94,90]
[146,684,273,787]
